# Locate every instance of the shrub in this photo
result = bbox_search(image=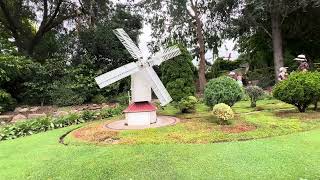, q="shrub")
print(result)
[204,76,243,107]
[50,84,85,106]
[114,93,130,106]
[91,94,107,104]
[245,86,265,108]
[81,110,96,121]
[273,72,320,112]
[206,58,243,79]
[161,44,196,101]
[100,106,123,119]
[212,103,234,122]
[0,106,123,141]
[0,90,16,113]
[178,96,197,113]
